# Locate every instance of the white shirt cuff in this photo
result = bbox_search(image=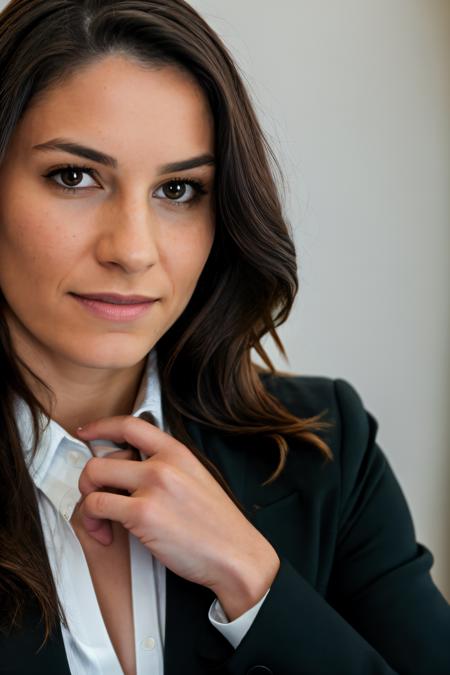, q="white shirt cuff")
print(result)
[208,588,270,649]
